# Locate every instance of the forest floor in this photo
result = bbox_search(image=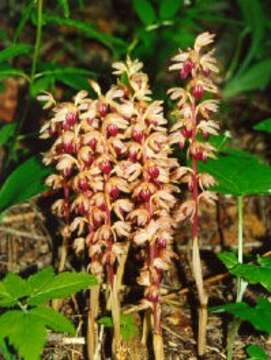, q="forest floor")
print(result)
[0,176,270,359]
